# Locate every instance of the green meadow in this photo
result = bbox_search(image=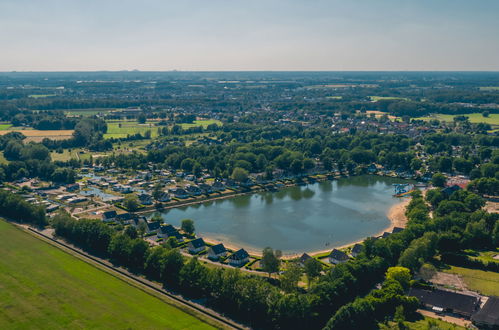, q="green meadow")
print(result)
[0,220,215,330]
